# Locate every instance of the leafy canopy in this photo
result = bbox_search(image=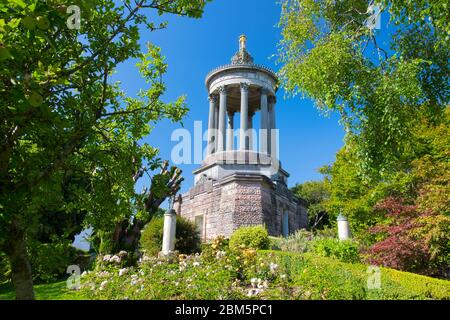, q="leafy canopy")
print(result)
[278,0,449,177]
